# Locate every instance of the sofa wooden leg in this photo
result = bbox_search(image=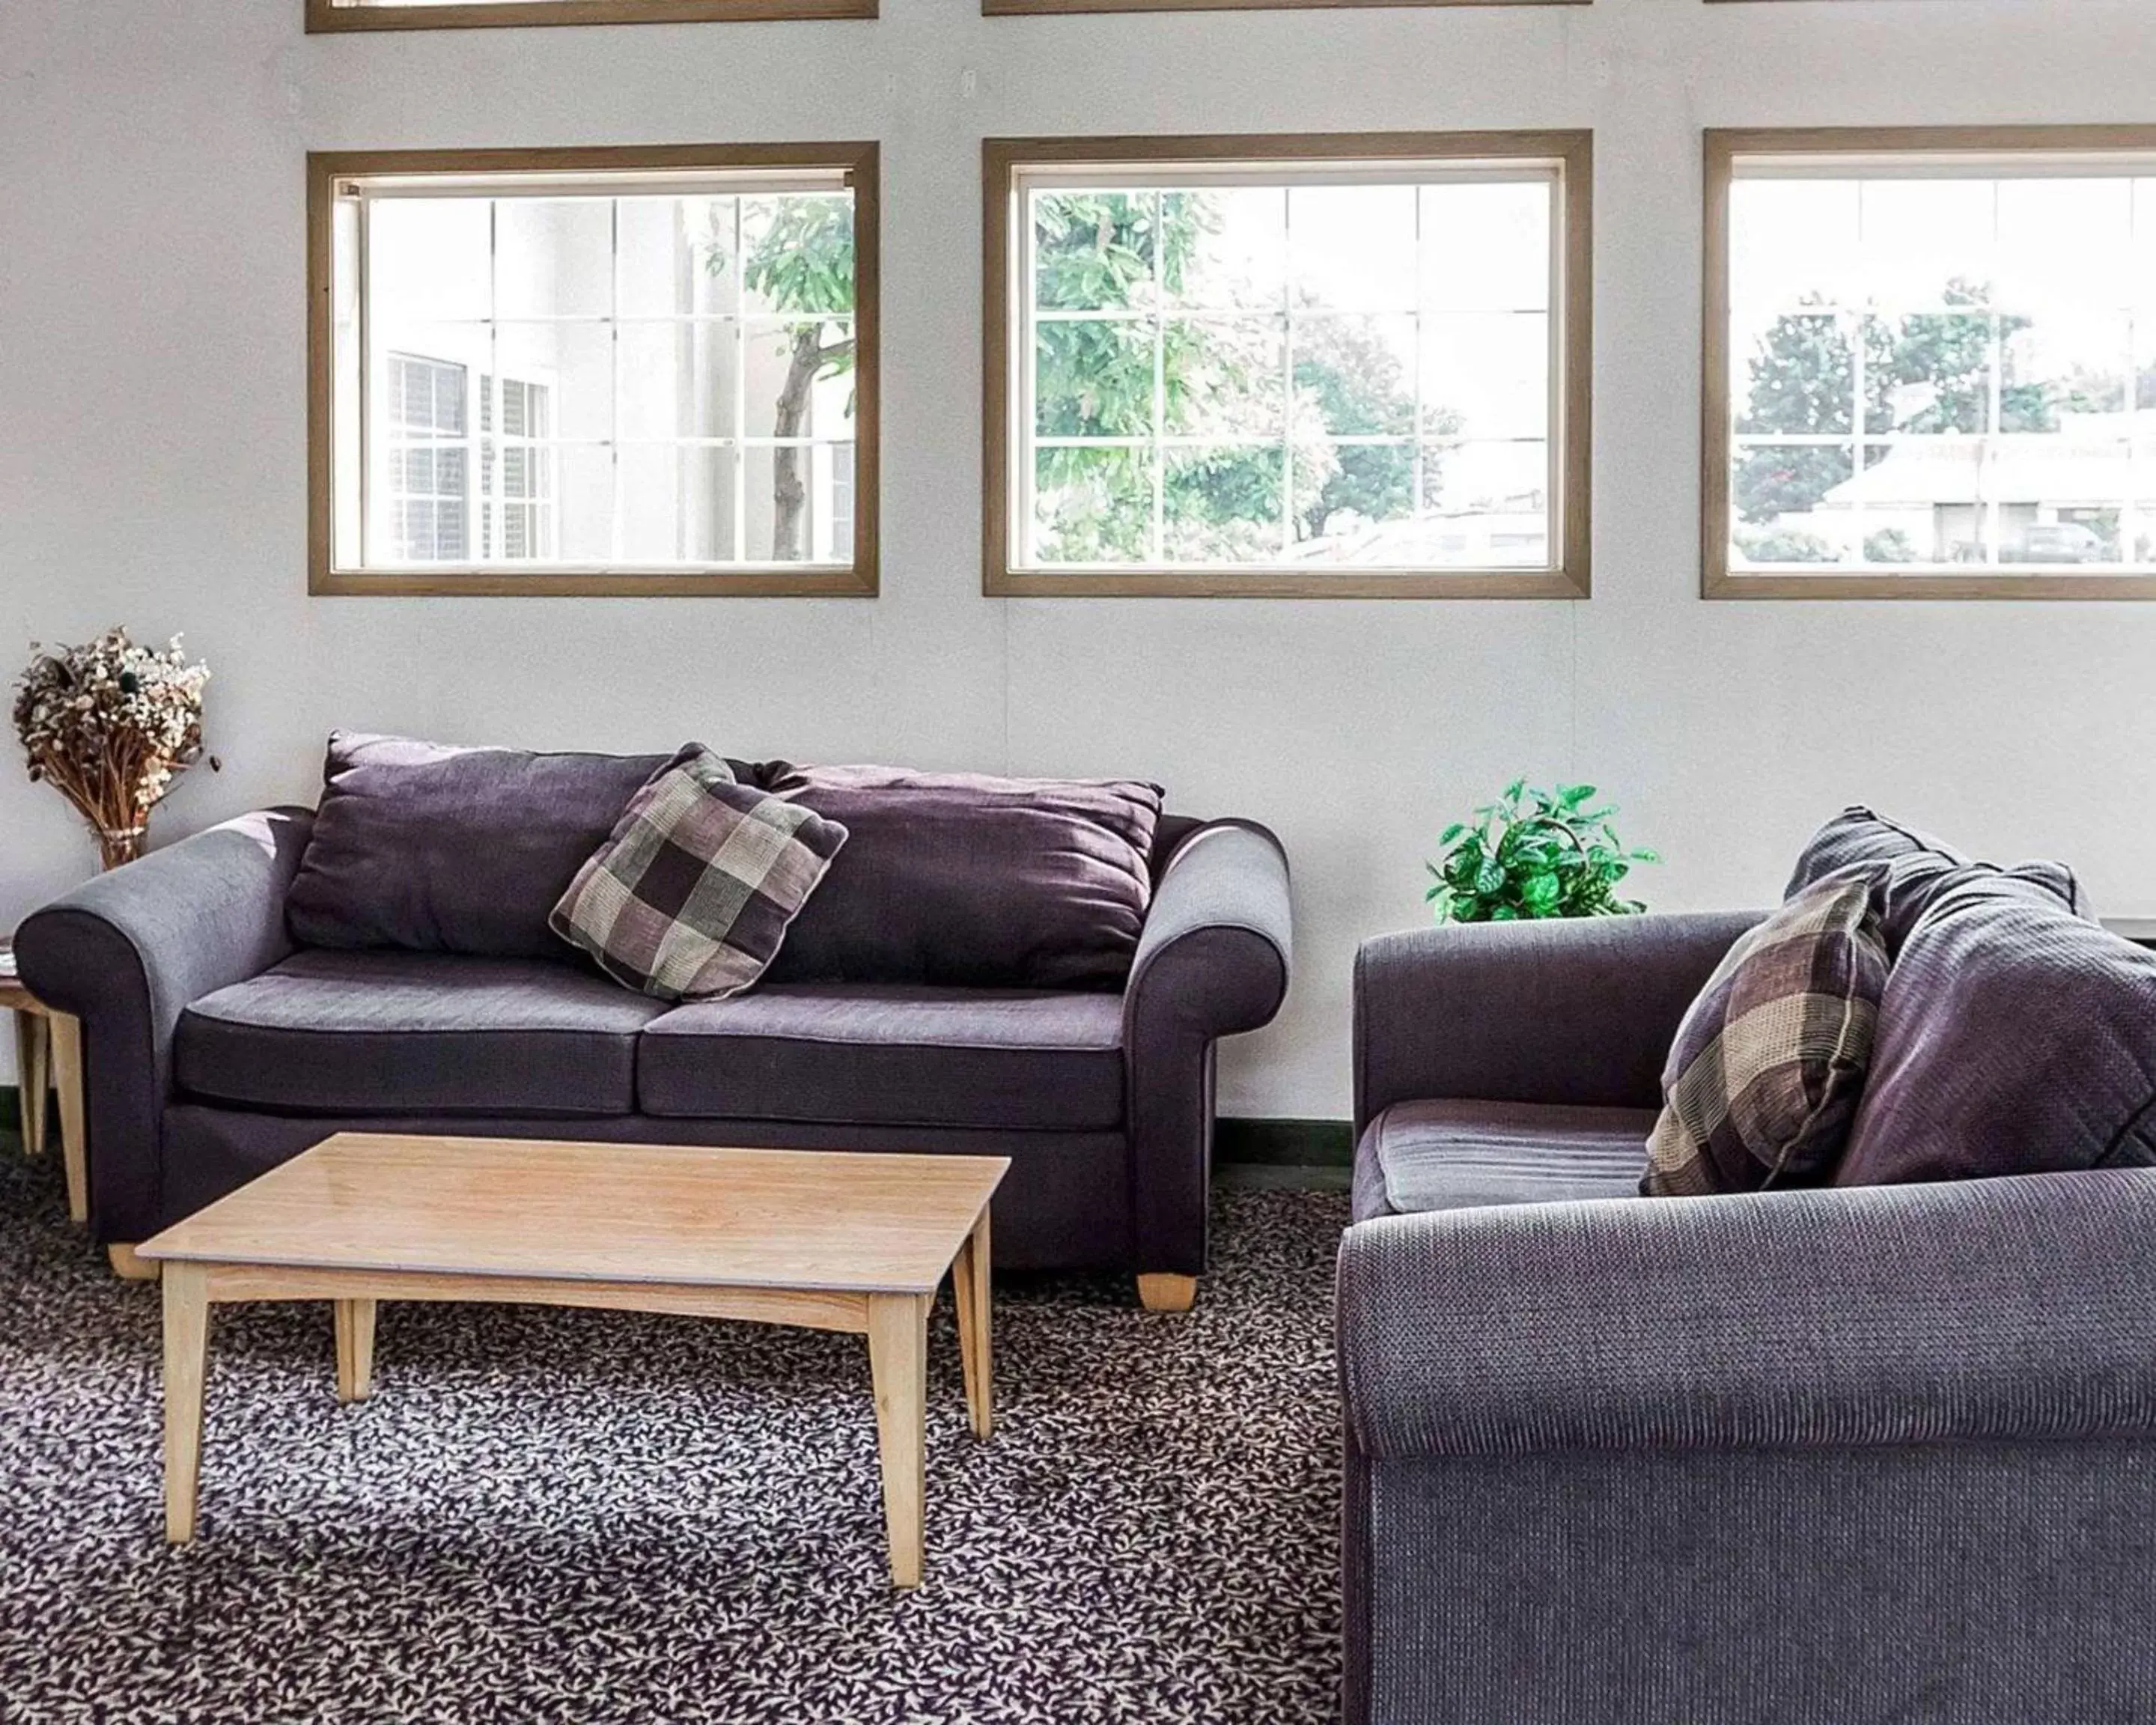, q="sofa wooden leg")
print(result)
[1136,1273,1198,1313]
[109,1244,161,1283]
